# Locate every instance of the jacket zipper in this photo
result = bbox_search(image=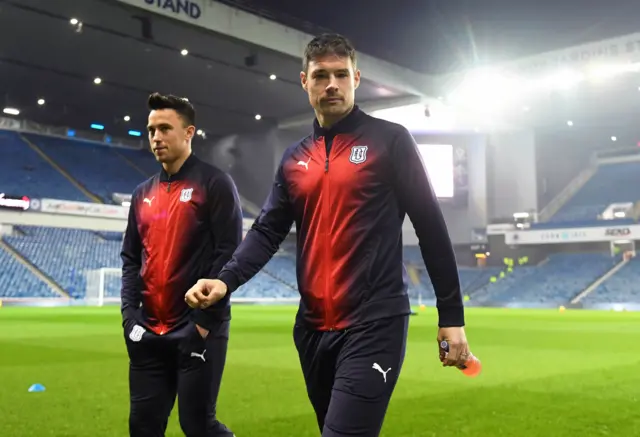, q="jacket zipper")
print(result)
[158,177,171,334]
[322,142,334,331]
